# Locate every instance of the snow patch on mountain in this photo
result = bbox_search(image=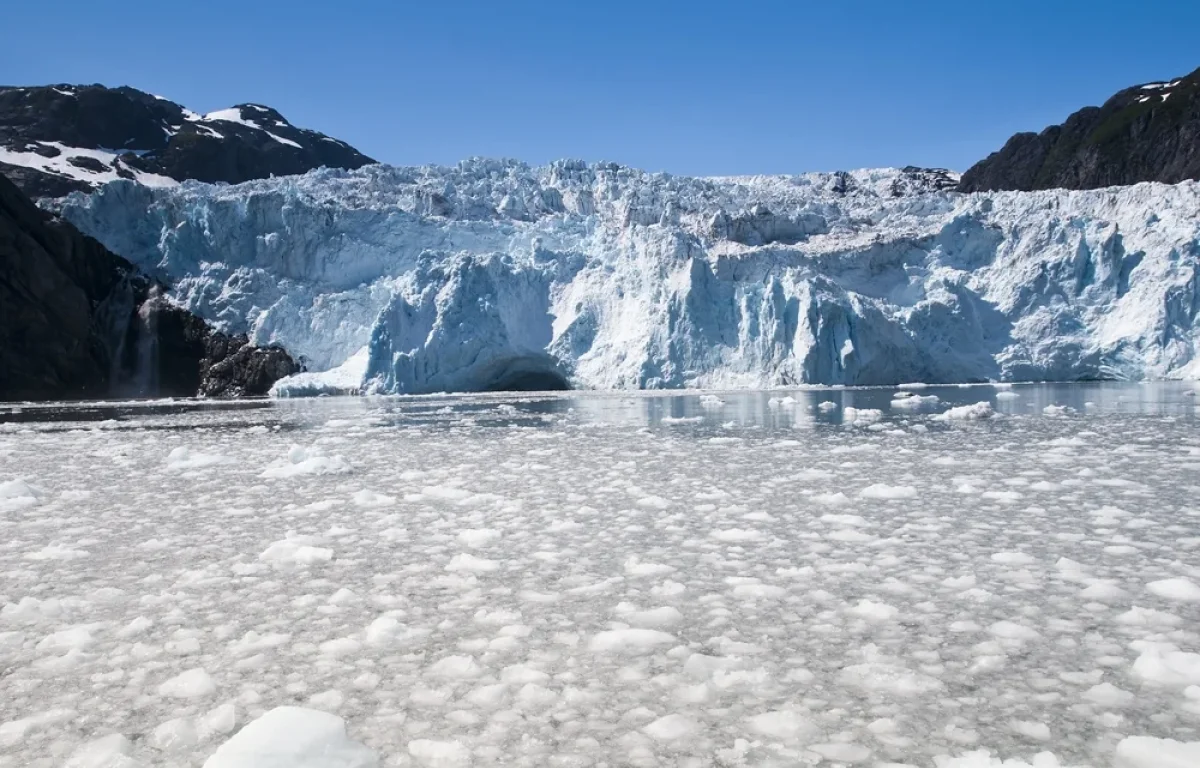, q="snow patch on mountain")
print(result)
[55,160,1200,394]
[0,141,179,189]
